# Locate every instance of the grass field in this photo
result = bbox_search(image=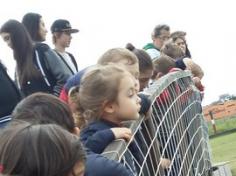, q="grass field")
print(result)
[210,132,236,176]
[208,116,236,136]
